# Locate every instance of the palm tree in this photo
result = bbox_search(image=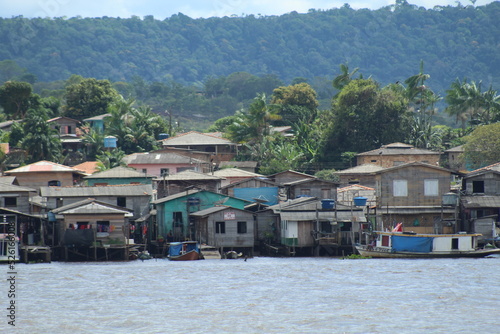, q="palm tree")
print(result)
[19,108,62,163]
[332,63,361,94]
[226,93,281,144]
